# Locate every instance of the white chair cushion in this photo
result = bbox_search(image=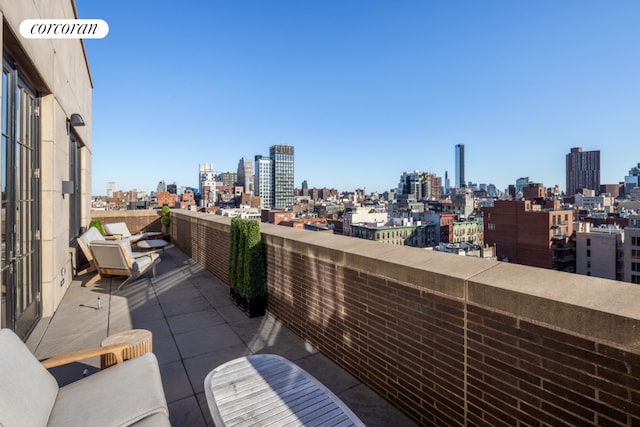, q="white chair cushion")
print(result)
[134,252,160,273]
[103,222,132,238]
[48,353,169,427]
[90,240,132,270]
[129,412,172,426]
[104,223,145,243]
[78,227,104,247]
[0,329,59,427]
